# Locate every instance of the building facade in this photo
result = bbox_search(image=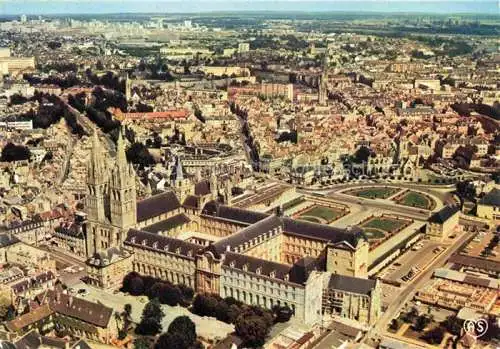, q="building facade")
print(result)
[80,132,381,325]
